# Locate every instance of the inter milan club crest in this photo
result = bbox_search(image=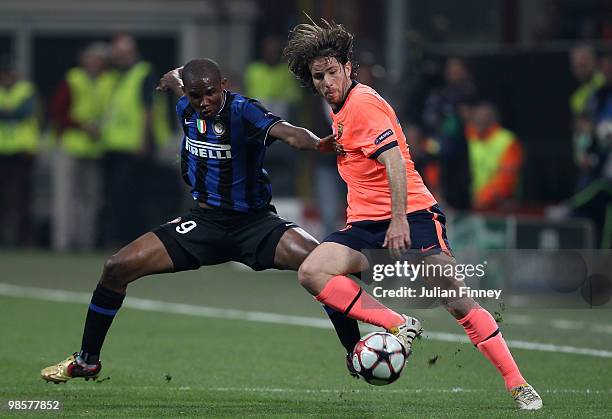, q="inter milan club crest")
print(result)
[213,121,226,136]
[197,119,206,134]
